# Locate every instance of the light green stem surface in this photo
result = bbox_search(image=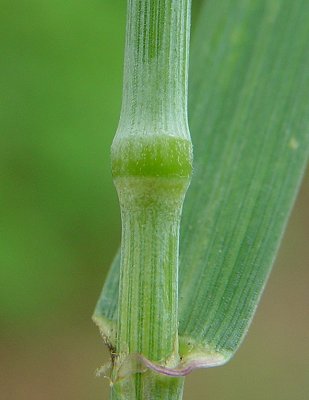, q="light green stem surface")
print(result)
[111,173,190,399]
[110,0,192,398]
[117,0,191,139]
